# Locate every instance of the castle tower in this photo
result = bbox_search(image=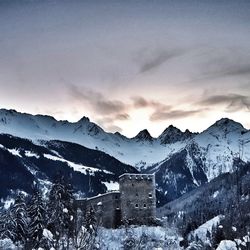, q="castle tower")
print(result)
[119,173,156,225]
